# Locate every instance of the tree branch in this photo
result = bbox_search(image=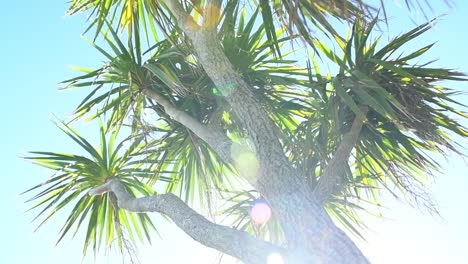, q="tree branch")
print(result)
[141,87,234,165]
[162,1,296,181]
[313,106,369,205]
[161,0,324,252]
[162,0,200,33]
[157,3,369,262]
[89,179,285,264]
